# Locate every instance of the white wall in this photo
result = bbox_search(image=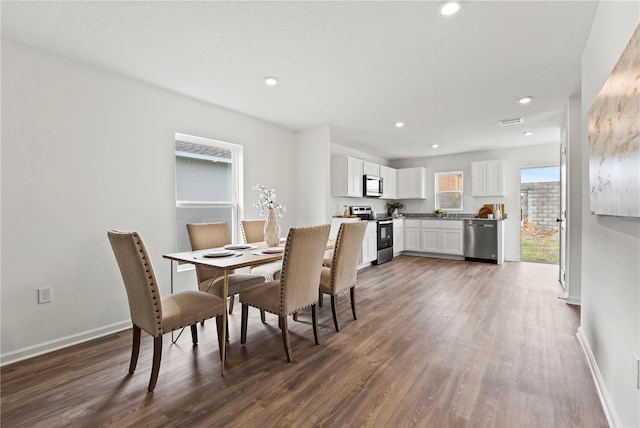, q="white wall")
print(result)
[566,96,583,305]
[0,41,297,364]
[579,4,640,427]
[391,144,559,261]
[294,125,331,226]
